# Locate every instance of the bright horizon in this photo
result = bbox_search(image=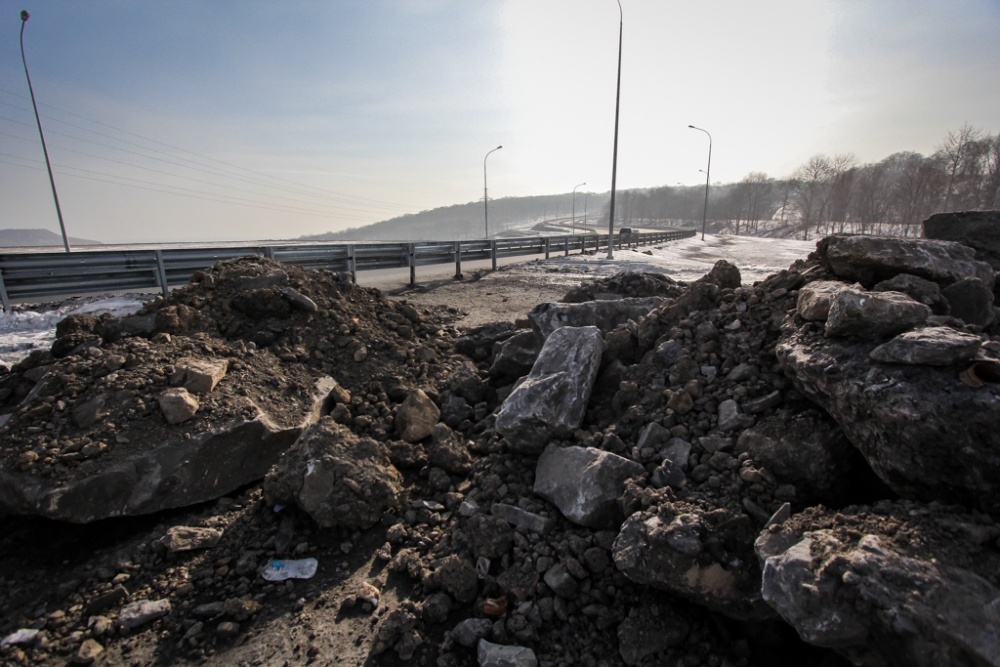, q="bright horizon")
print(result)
[1,0,998,243]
